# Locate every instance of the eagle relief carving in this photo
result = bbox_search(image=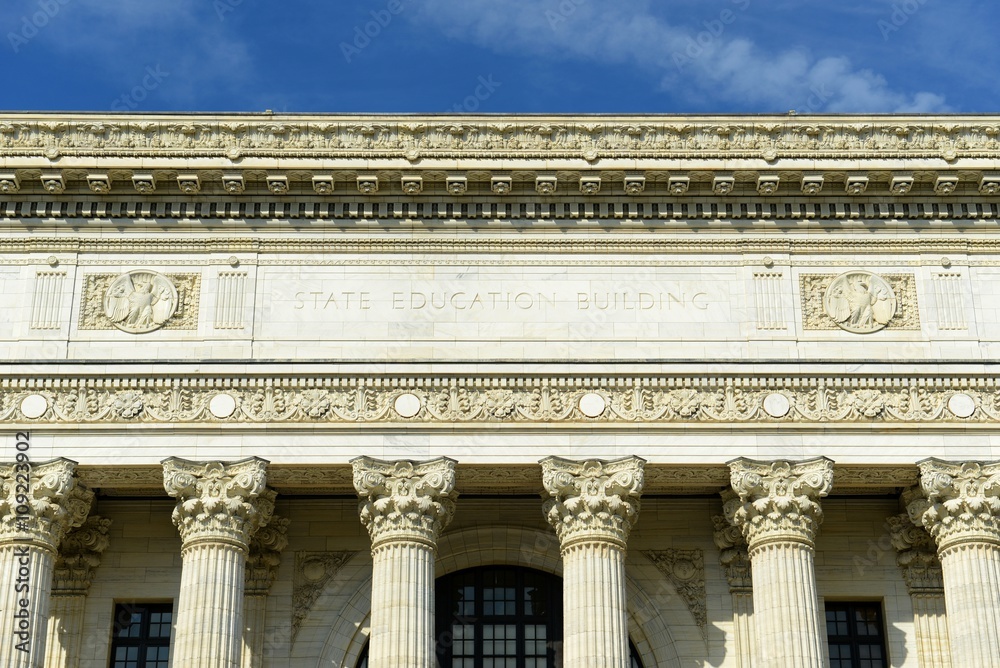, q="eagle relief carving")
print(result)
[823,271,897,334]
[104,271,178,333]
